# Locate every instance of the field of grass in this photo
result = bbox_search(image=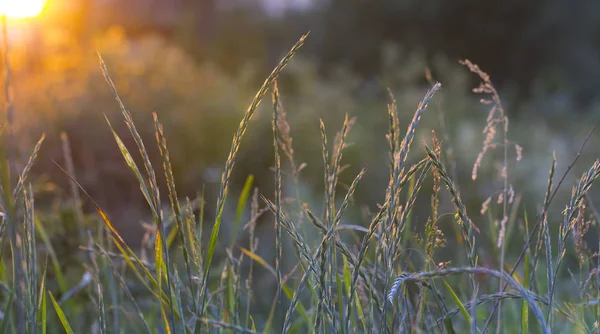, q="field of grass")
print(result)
[1,30,600,334]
